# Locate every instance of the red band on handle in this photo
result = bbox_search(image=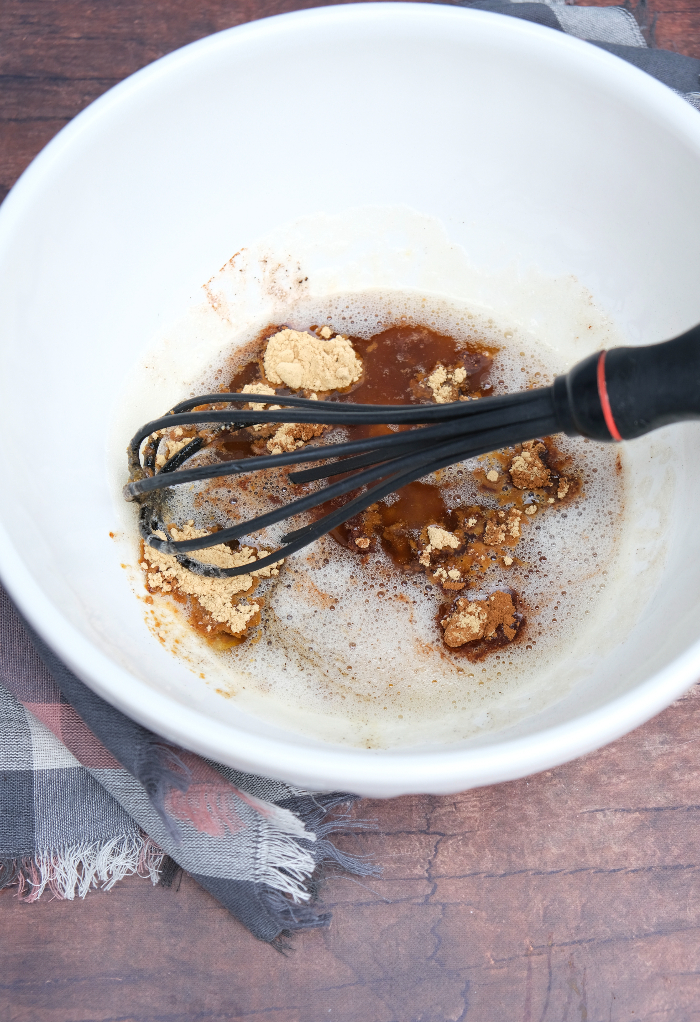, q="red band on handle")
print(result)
[596,351,623,442]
